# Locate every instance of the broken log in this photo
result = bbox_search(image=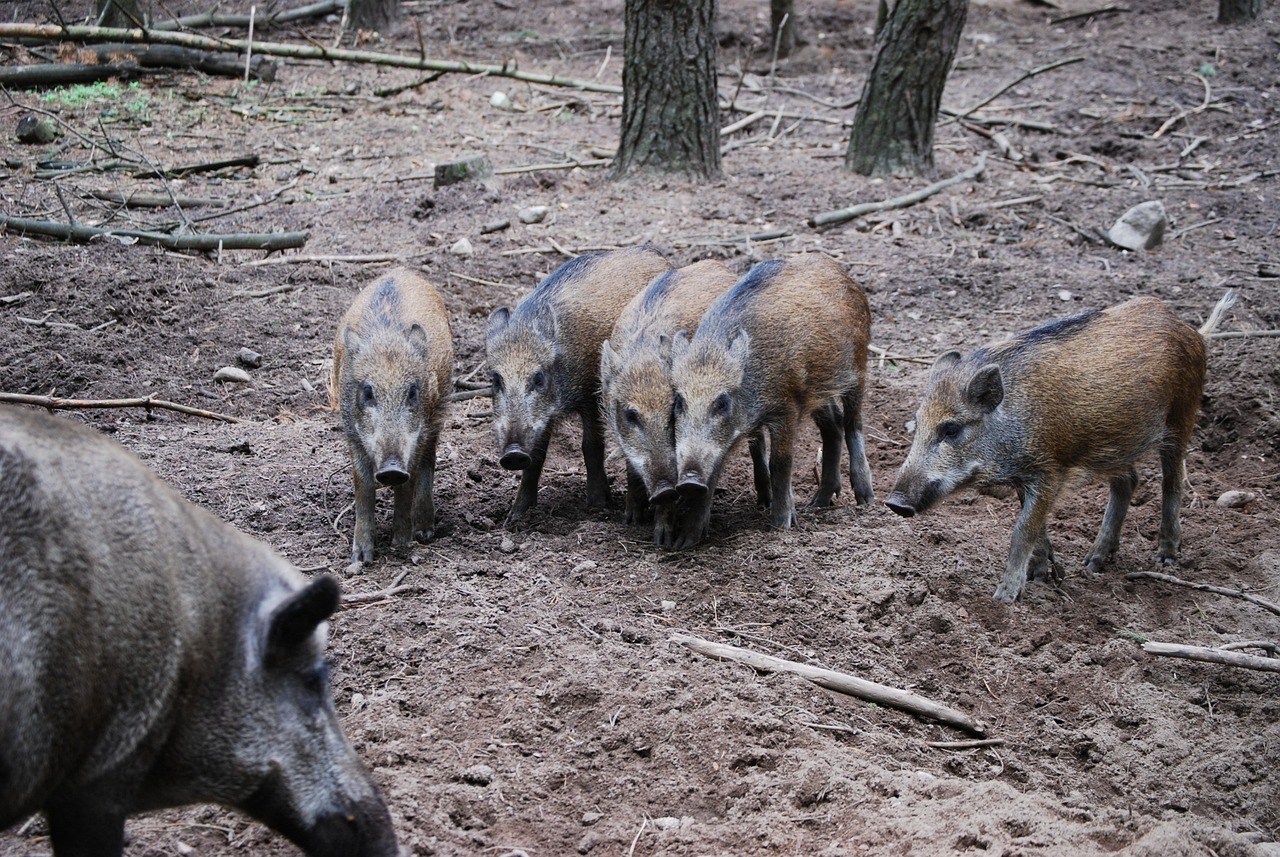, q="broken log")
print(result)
[0,214,307,253]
